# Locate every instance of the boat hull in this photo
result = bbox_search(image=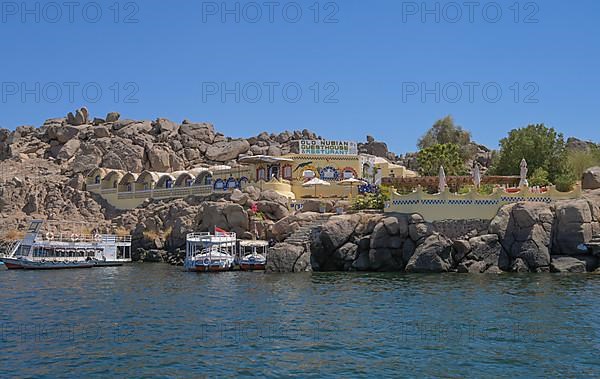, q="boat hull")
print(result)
[1,258,94,270]
[188,265,233,272]
[239,263,266,271]
[93,261,125,267]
